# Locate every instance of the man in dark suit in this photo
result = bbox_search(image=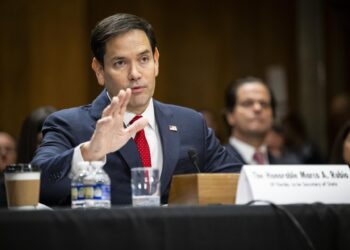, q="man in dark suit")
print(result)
[32,13,242,206]
[224,77,300,165]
